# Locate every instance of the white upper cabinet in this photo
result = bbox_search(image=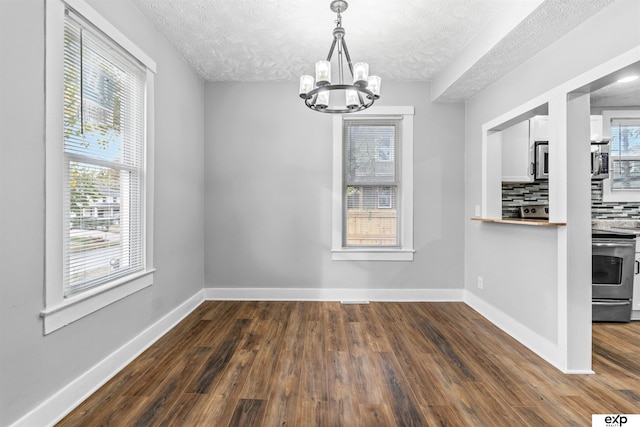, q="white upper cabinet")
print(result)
[527,115,603,142]
[531,115,549,142]
[502,119,534,183]
[590,115,604,142]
